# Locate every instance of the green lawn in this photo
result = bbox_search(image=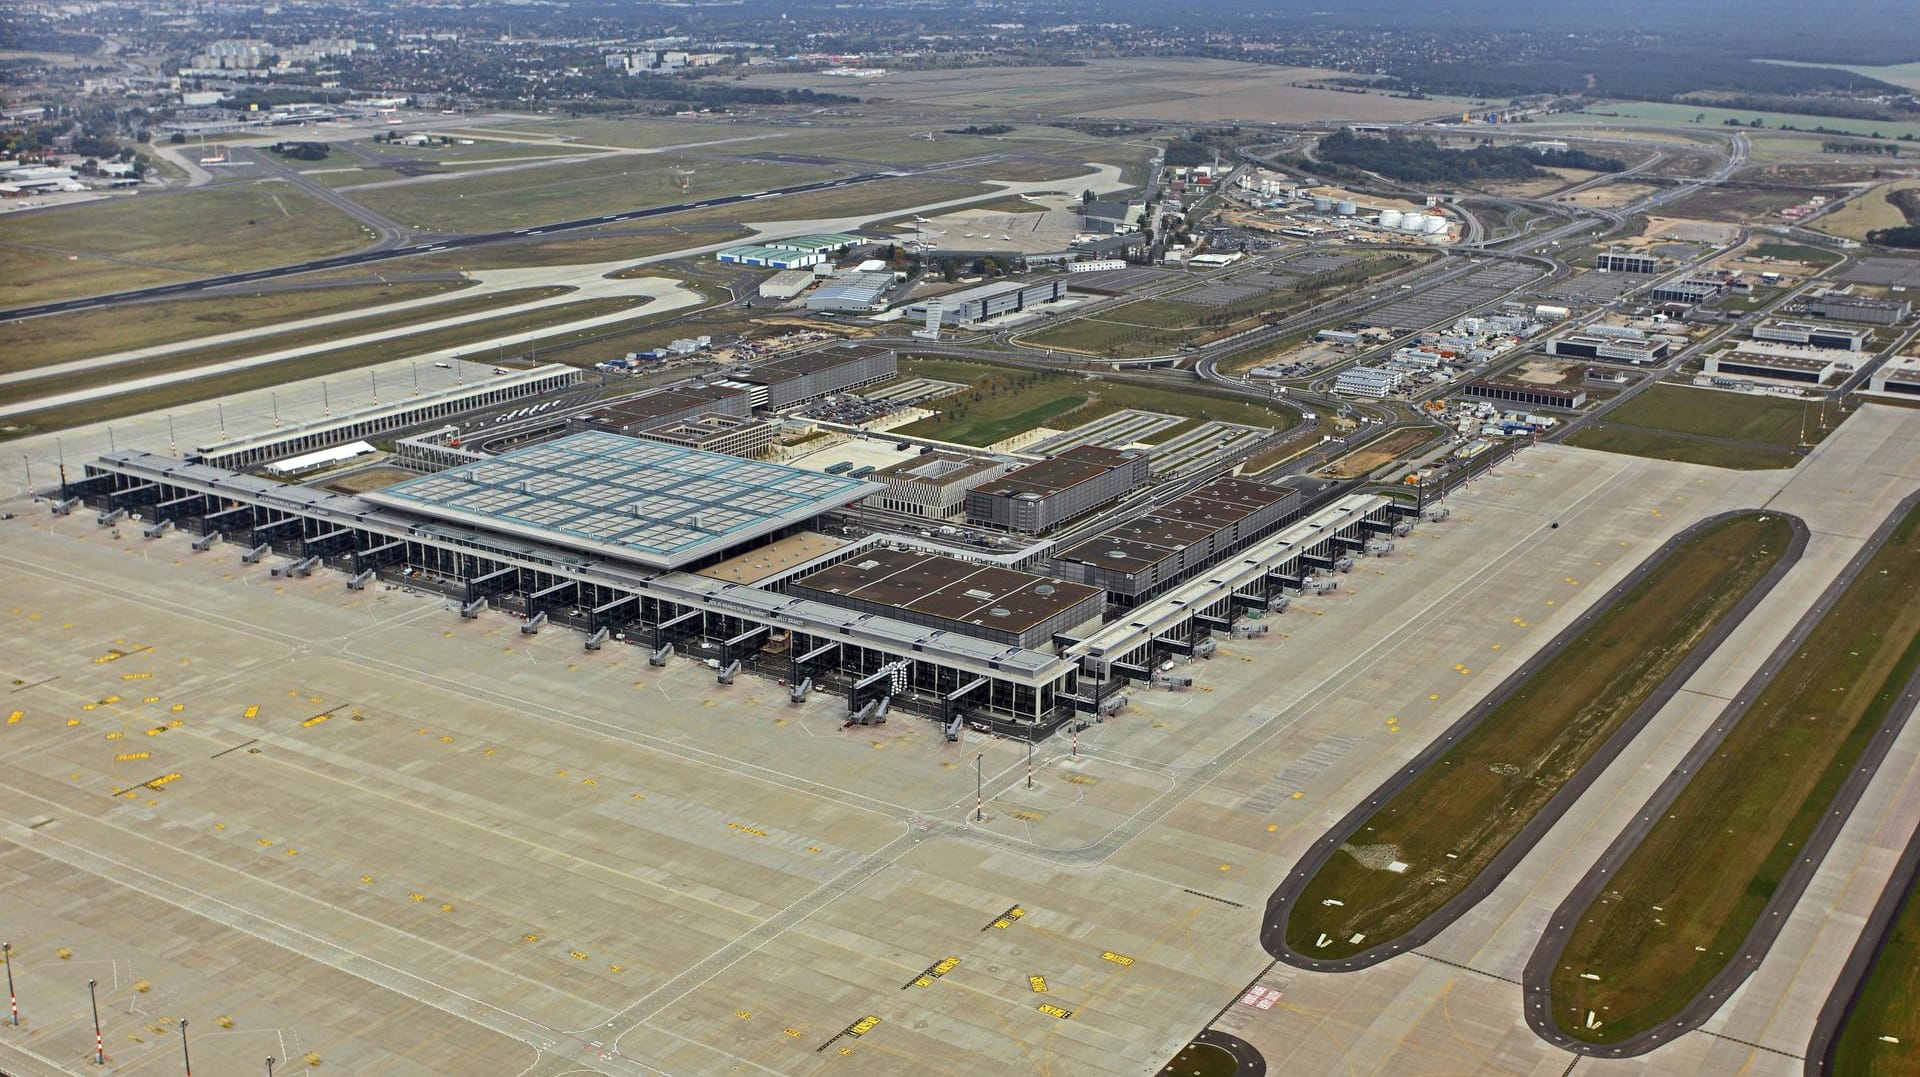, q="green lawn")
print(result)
[1559,101,1920,141]
[1552,500,1920,1043]
[0,279,471,373]
[1613,386,1833,444]
[438,118,794,150]
[0,182,374,307]
[352,154,831,233]
[1829,866,1920,1076]
[1748,241,1843,267]
[1565,425,1806,469]
[1284,514,1796,961]
[891,358,1297,446]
